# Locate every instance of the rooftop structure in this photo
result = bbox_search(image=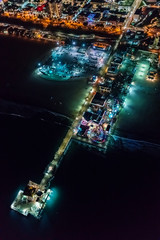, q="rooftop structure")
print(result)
[92,42,111,51]
[91,92,107,107]
[11,181,51,219]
